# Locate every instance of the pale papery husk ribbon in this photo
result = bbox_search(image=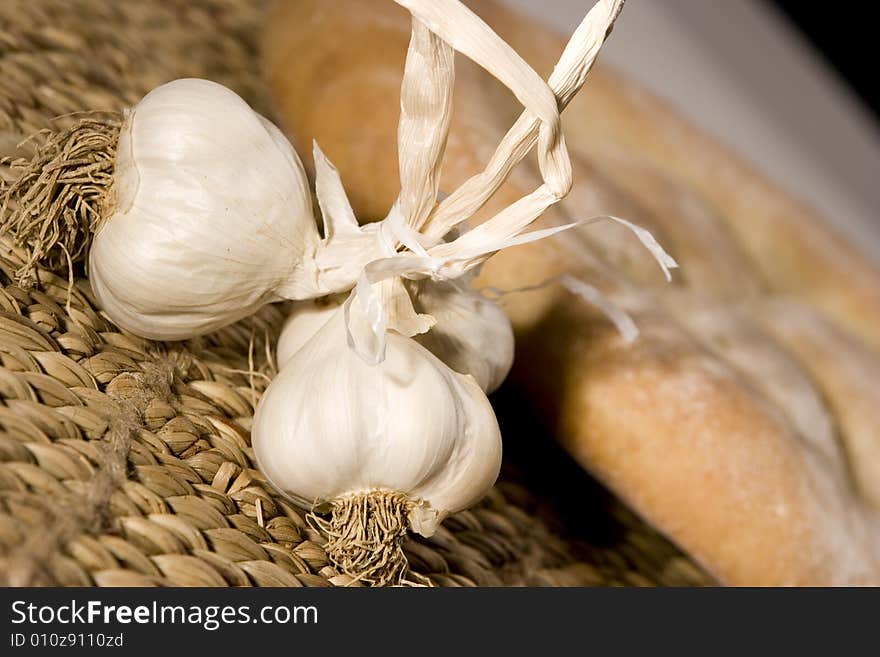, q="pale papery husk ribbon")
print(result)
[337,0,653,364]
